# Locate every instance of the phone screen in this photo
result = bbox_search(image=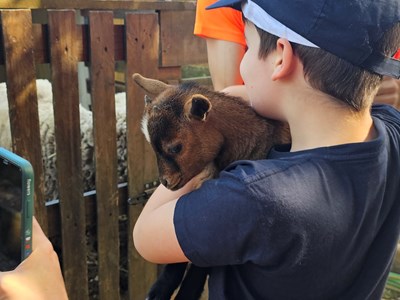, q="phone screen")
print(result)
[0,159,23,271]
